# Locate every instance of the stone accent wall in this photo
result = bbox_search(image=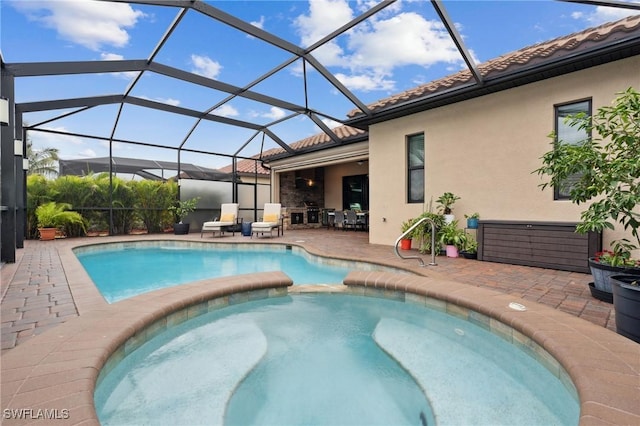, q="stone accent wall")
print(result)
[279,169,325,208]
